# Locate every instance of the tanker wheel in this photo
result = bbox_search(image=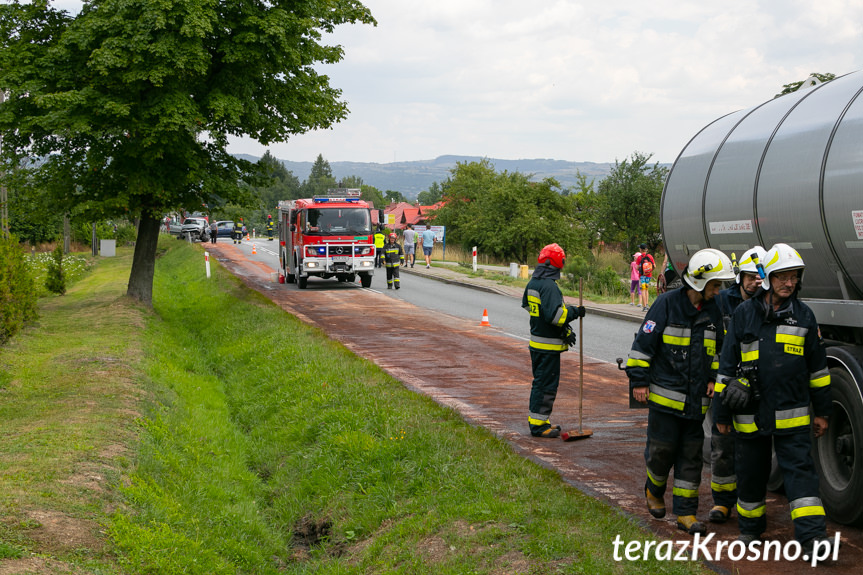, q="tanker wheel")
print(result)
[298,276,308,289]
[360,273,372,288]
[813,365,863,525]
